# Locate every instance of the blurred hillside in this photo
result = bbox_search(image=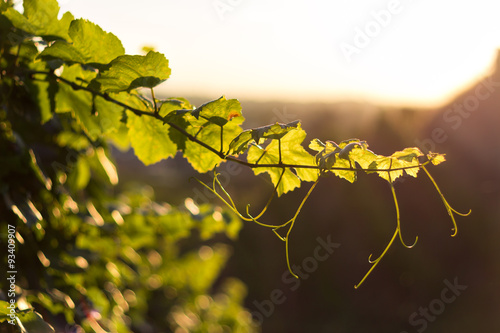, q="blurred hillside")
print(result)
[112,52,500,332]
